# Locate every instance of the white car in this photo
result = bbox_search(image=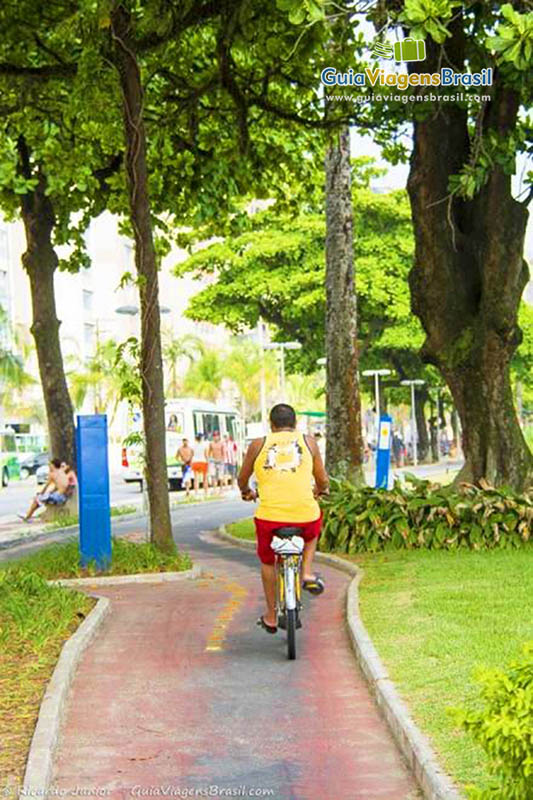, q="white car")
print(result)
[36,463,49,485]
